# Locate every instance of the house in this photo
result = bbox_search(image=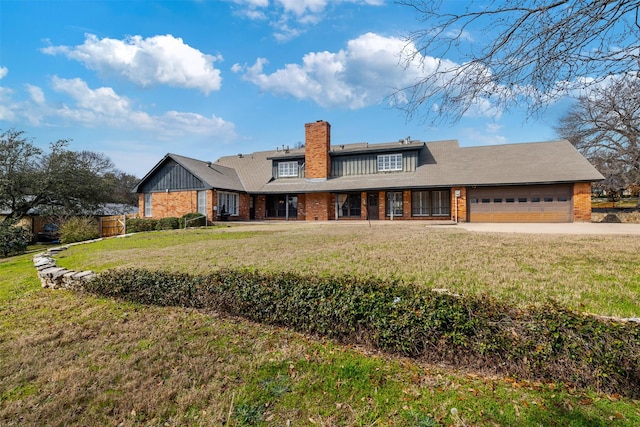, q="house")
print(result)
[133,120,604,223]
